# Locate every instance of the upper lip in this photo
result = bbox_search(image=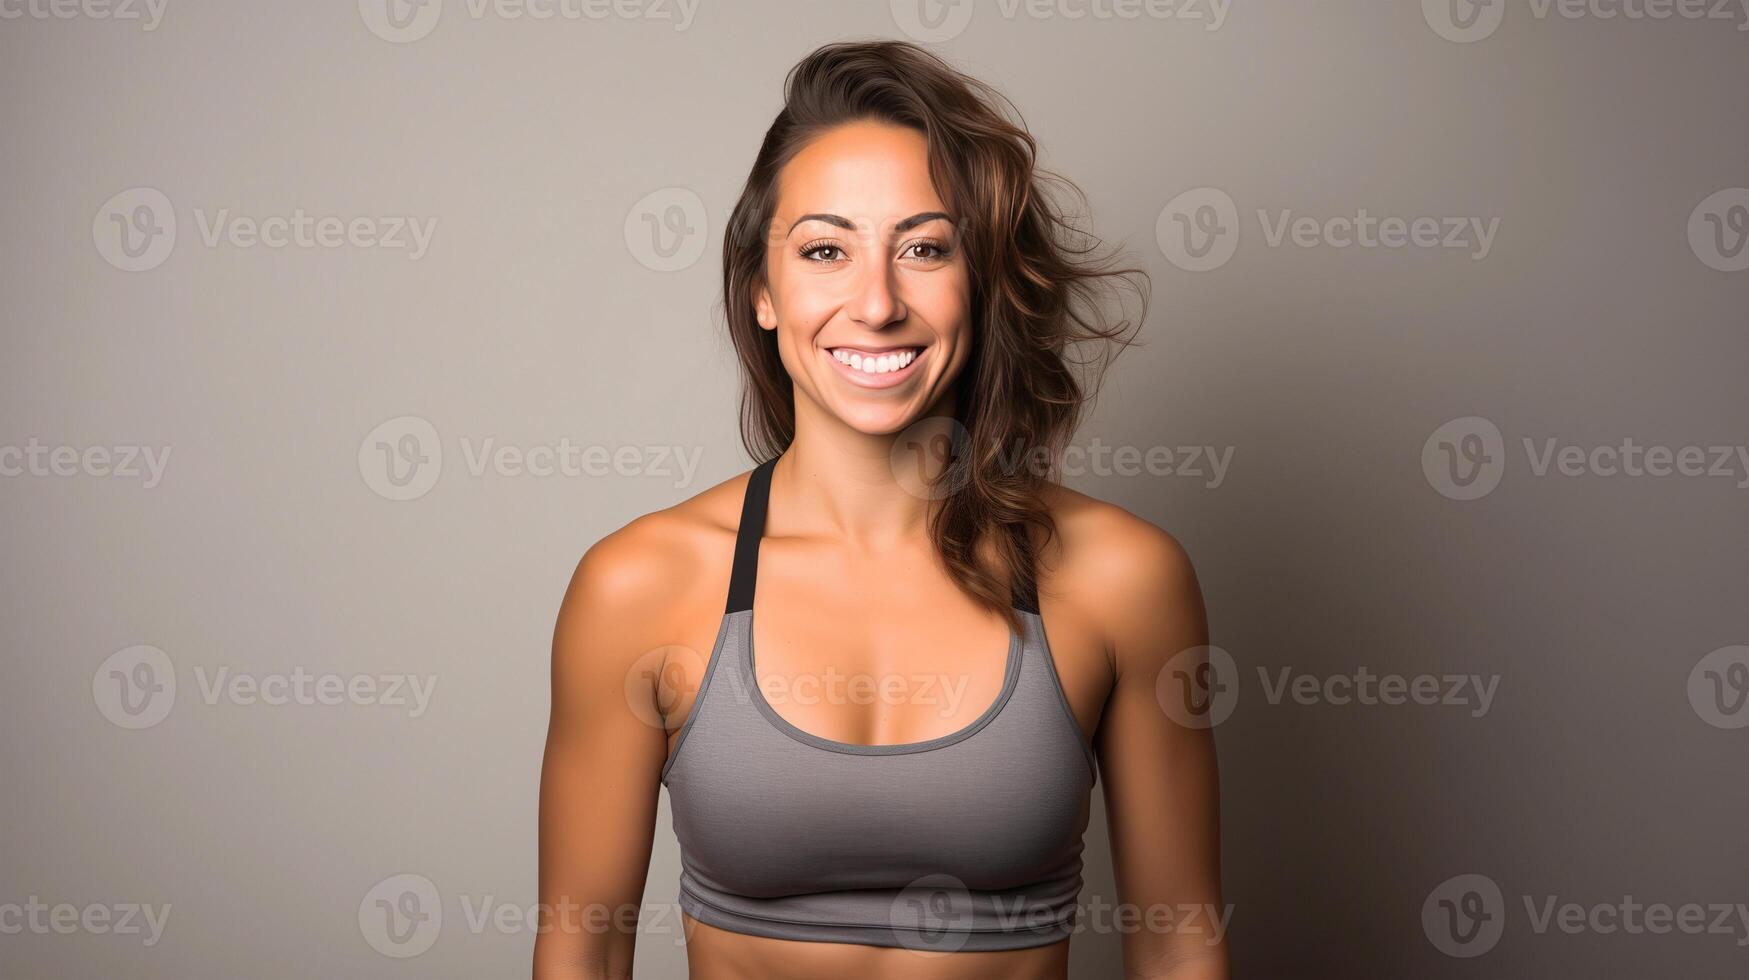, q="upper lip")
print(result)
[826,344,926,355]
